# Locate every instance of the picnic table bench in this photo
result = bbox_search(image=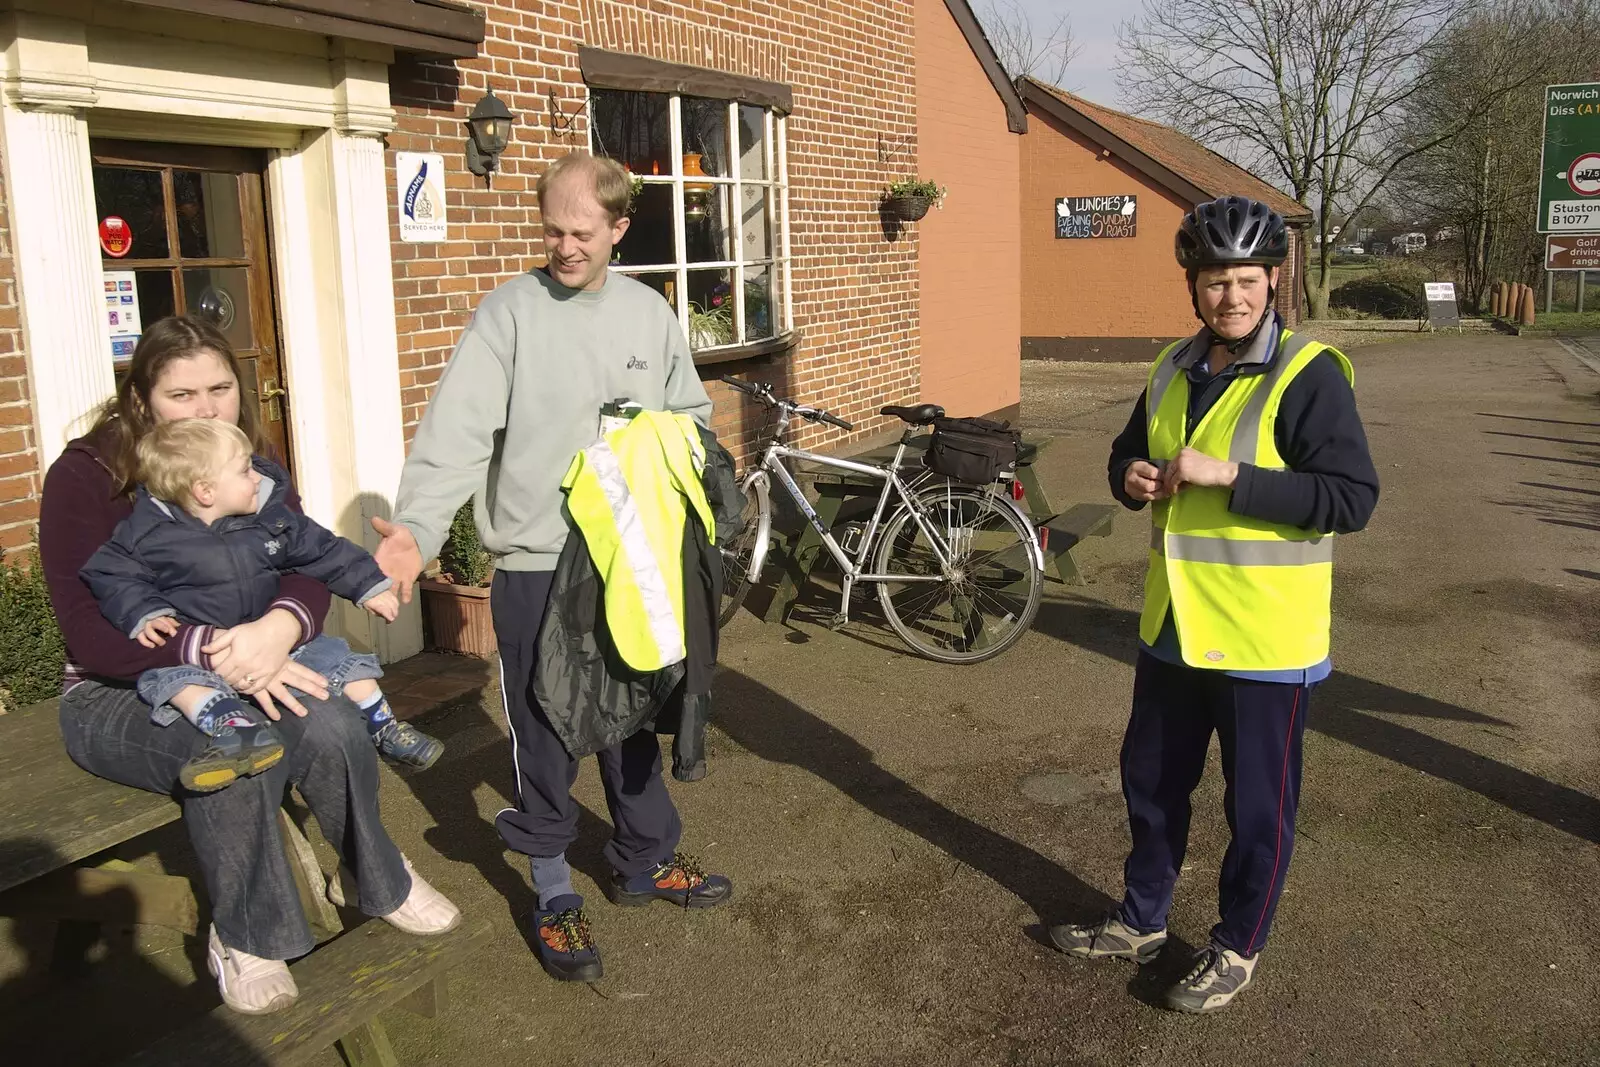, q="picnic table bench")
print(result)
[0,699,491,1067]
[762,432,1115,624]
